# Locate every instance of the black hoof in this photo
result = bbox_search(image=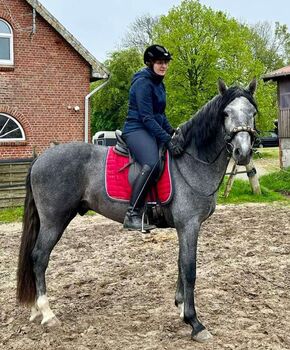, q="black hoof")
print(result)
[191,322,206,337]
